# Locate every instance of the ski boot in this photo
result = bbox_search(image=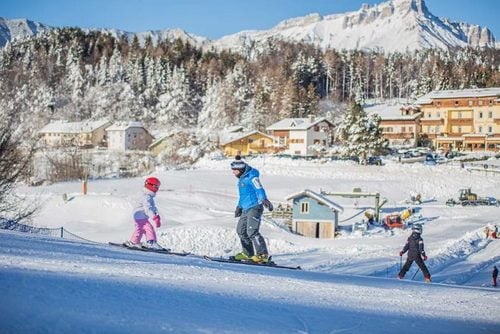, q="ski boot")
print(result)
[123,240,141,248]
[250,254,270,264]
[144,240,163,250]
[233,252,250,261]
